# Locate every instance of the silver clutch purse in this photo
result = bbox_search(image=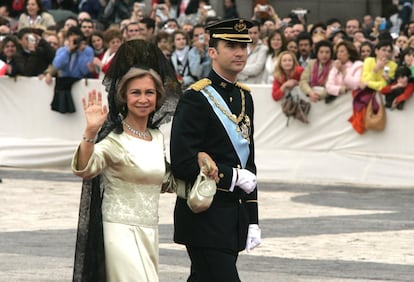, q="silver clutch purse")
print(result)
[187,159,217,213]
